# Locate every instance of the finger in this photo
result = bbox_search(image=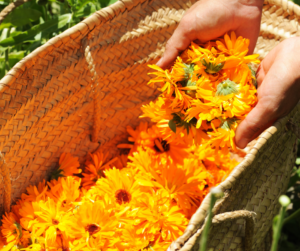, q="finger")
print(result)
[157,0,231,69]
[235,99,278,149]
[235,54,297,149]
[255,64,265,89]
[156,26,193,69]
